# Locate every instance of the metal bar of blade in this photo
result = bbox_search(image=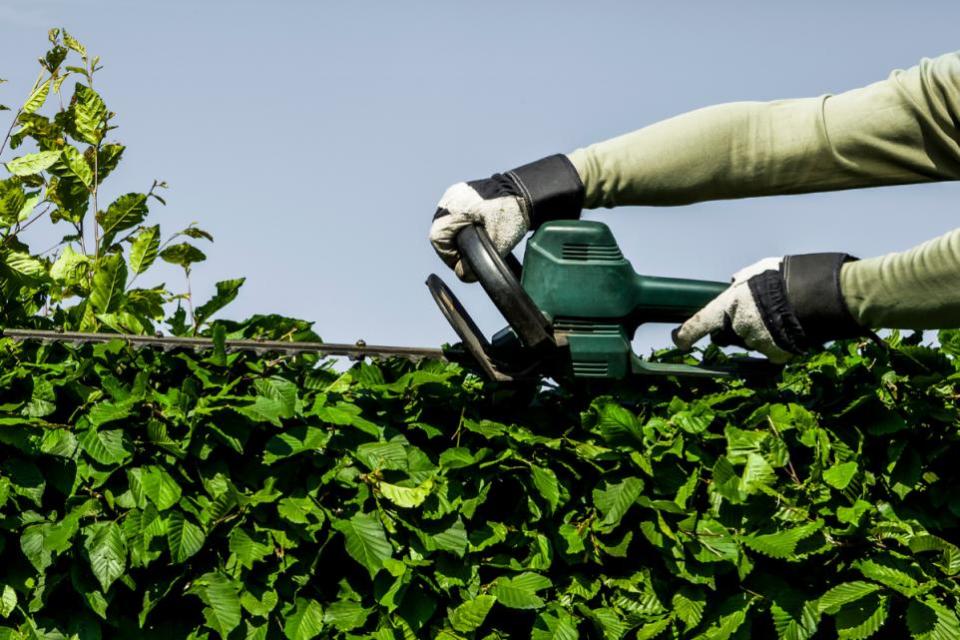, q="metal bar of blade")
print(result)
[1,329,446,361]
